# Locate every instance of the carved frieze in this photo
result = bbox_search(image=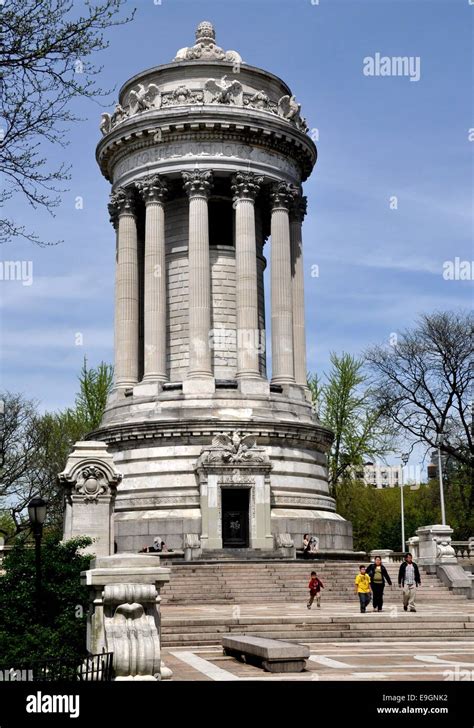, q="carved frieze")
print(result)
[197,431,270,467]
[100,87,309,136]
[59,443,122,504]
